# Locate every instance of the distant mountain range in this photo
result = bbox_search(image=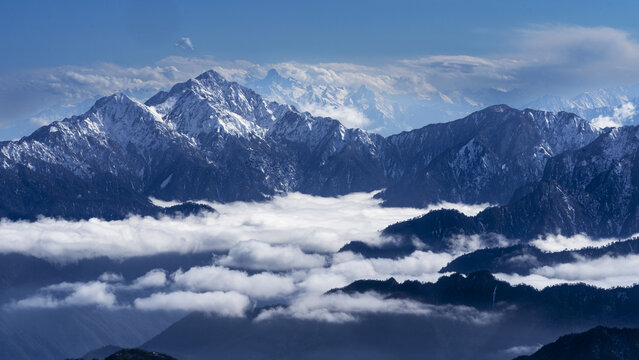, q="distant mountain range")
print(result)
[5,69,639,255]
[525,86,639,128]
[0,70,389,219]
[0,69,605,221]
[240,71,639,135]
[133,271,639,360]
[6,68,639,360]
[336,271,639,322]
[346,121,639,254]
[244,68,484,135]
